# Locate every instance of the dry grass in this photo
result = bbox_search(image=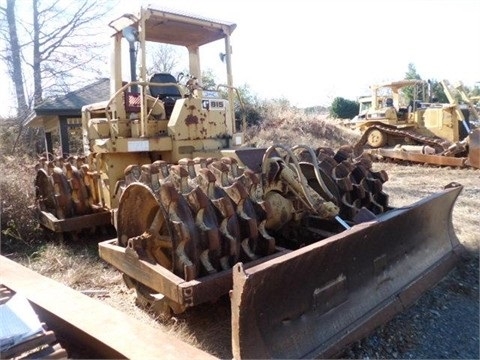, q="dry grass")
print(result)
[20,242,120,289]
[10,240,209,352]
[0,154,46,253]
[245,108,360,149]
